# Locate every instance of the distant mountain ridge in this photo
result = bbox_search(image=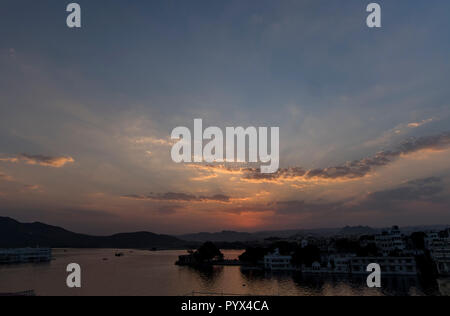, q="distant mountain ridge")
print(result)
[2,216,448,248]
[179,225,450,243]
[179,228,344,242]
[0,217,187,249]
